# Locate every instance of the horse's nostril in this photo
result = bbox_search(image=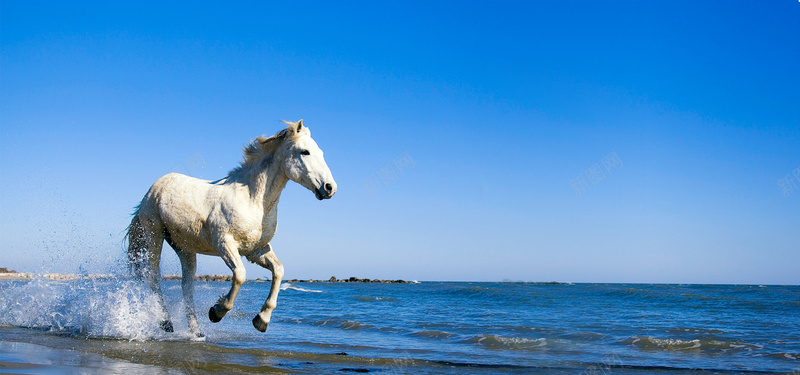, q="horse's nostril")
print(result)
[325,183,333,193]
